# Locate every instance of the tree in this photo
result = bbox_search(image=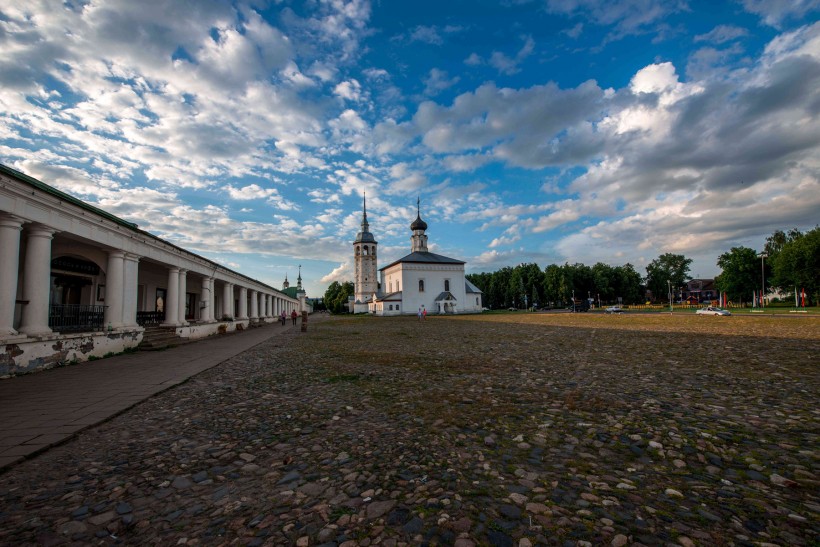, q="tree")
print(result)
[771,226,819,305]
[615,263,643,304]
[764,228,803,257]
[645,253,692,303]
[323,281,354,314]
[715,246,760,303]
